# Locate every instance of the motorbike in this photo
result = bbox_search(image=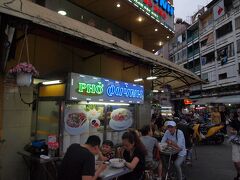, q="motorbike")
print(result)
[193,123,225,145]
